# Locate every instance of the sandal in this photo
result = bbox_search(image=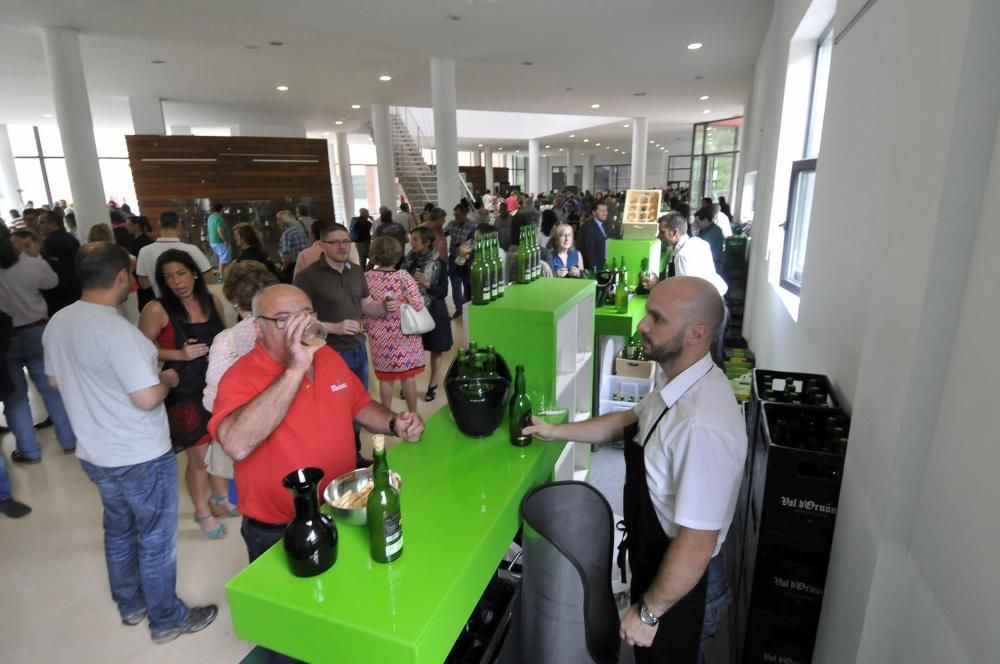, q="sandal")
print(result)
[425,384,438,402]
[194,514,227,539]
[209,494,240,518]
